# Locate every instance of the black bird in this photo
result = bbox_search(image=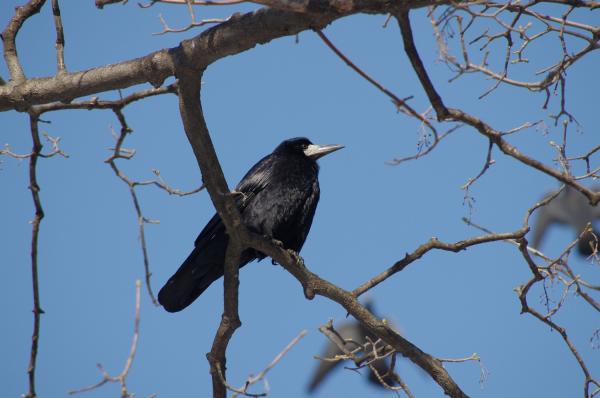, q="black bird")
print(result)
[307,302,399,393]
[158,137,343,312]
[532,186,600,256]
